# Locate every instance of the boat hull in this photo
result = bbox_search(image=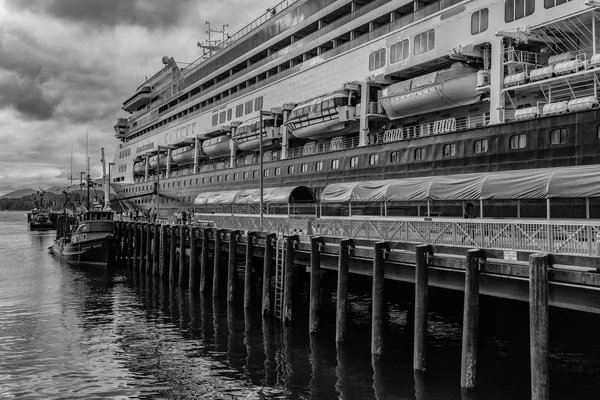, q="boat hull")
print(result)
[203,136,231,158]
[29,221,54,231]
[289,119,358,140]
[50,236,118,267]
